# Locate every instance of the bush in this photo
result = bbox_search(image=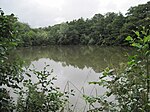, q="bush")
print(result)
[84,28,150,112]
